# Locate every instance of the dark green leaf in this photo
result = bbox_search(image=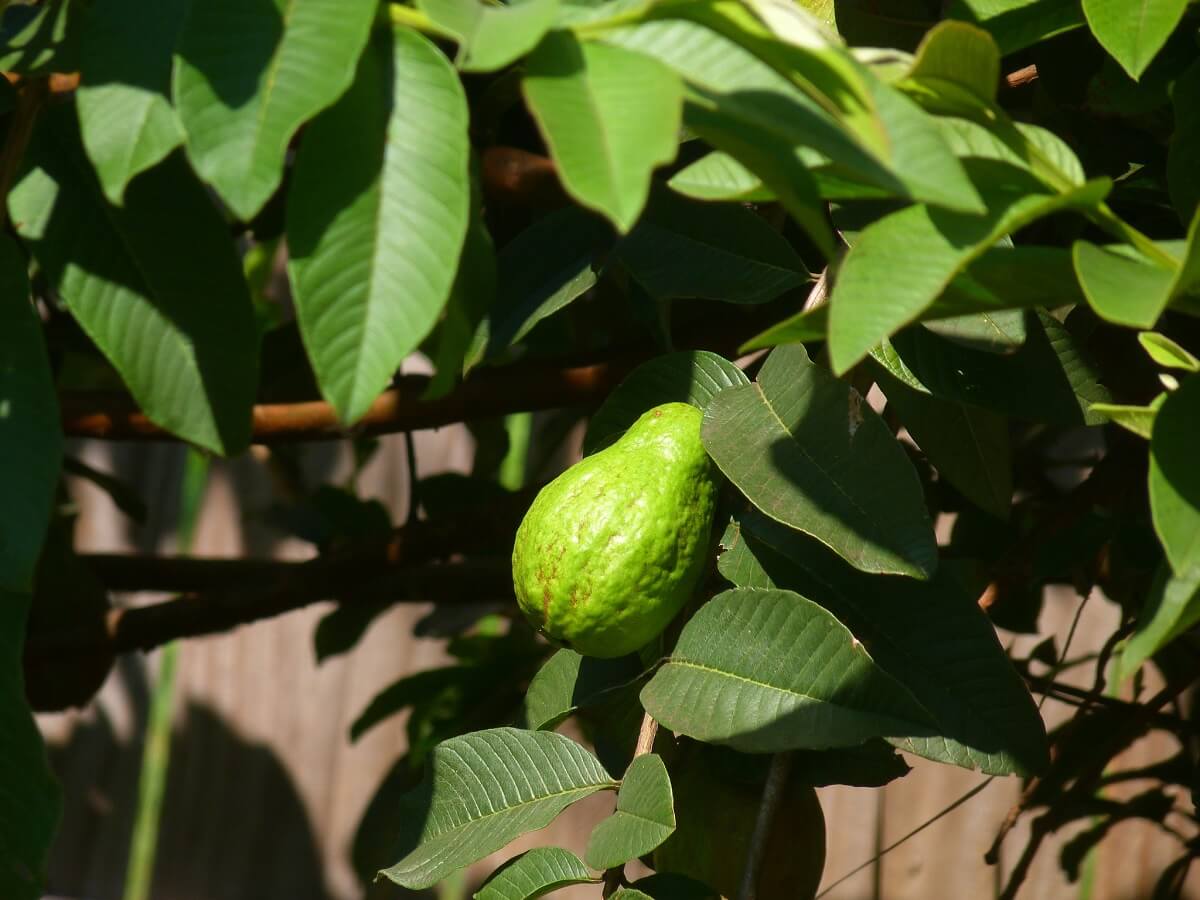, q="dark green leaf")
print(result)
[173,0,378,219]
[641,587,937,752]
[616,194,807,304]
[1168,60,1200,223]
[10,110,258,454]
[288,25,470,423]
[718,512,1049,774]
[0,592,61,900]
[522,649,644,730]
[922,309,1027,353]
[879,374,1012,518]
[381,728,616,889]
[944,0,1084,54]
[585,754,675,869]
[0,237,59,593]
[0,0,78,75]
[76,0,187,204]
[524,31,682,232]
[1117,563,1200,682]
[792,740,911,787]
[584,351,748,454]
[465,207,609,370]
[474,848,598,900]
[702,344,937,578]
[1150,375,1200,575]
